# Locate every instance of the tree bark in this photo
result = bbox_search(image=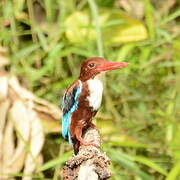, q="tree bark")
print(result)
[63,127,111,180]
